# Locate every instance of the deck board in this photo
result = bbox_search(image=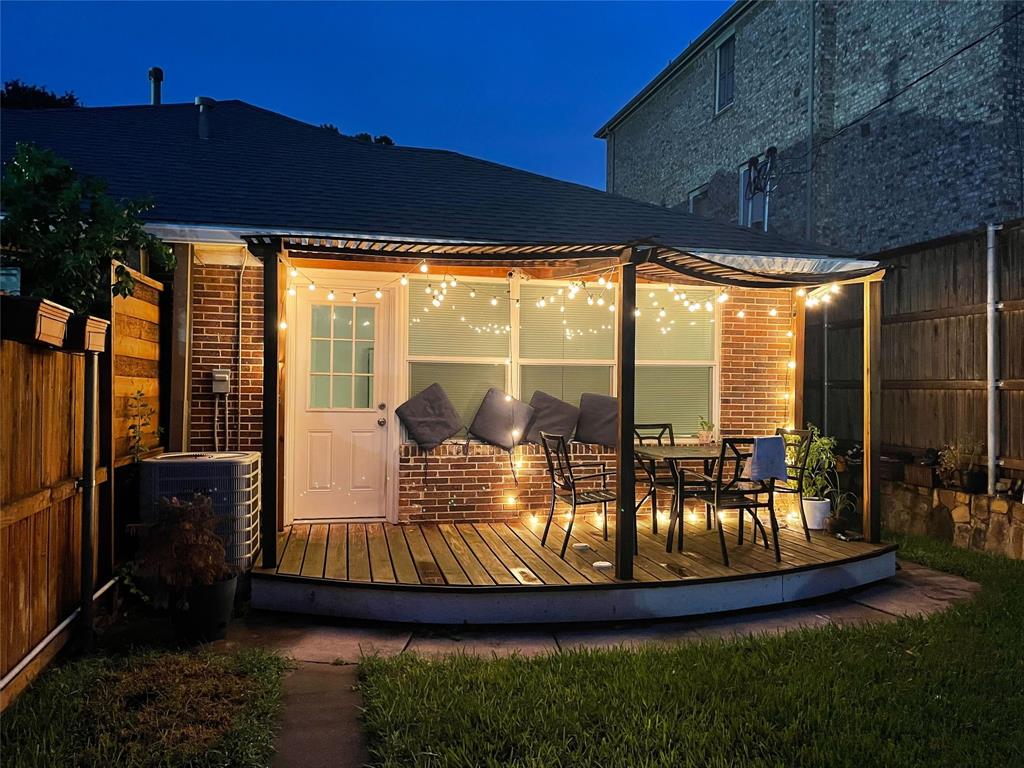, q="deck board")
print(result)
[266,514,892,591]
[324,524,347,580]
